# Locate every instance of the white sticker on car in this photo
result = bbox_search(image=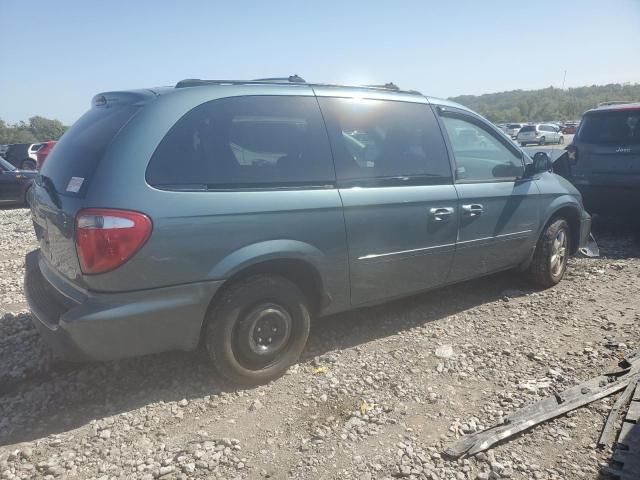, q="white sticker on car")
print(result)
[66,177,84,193]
